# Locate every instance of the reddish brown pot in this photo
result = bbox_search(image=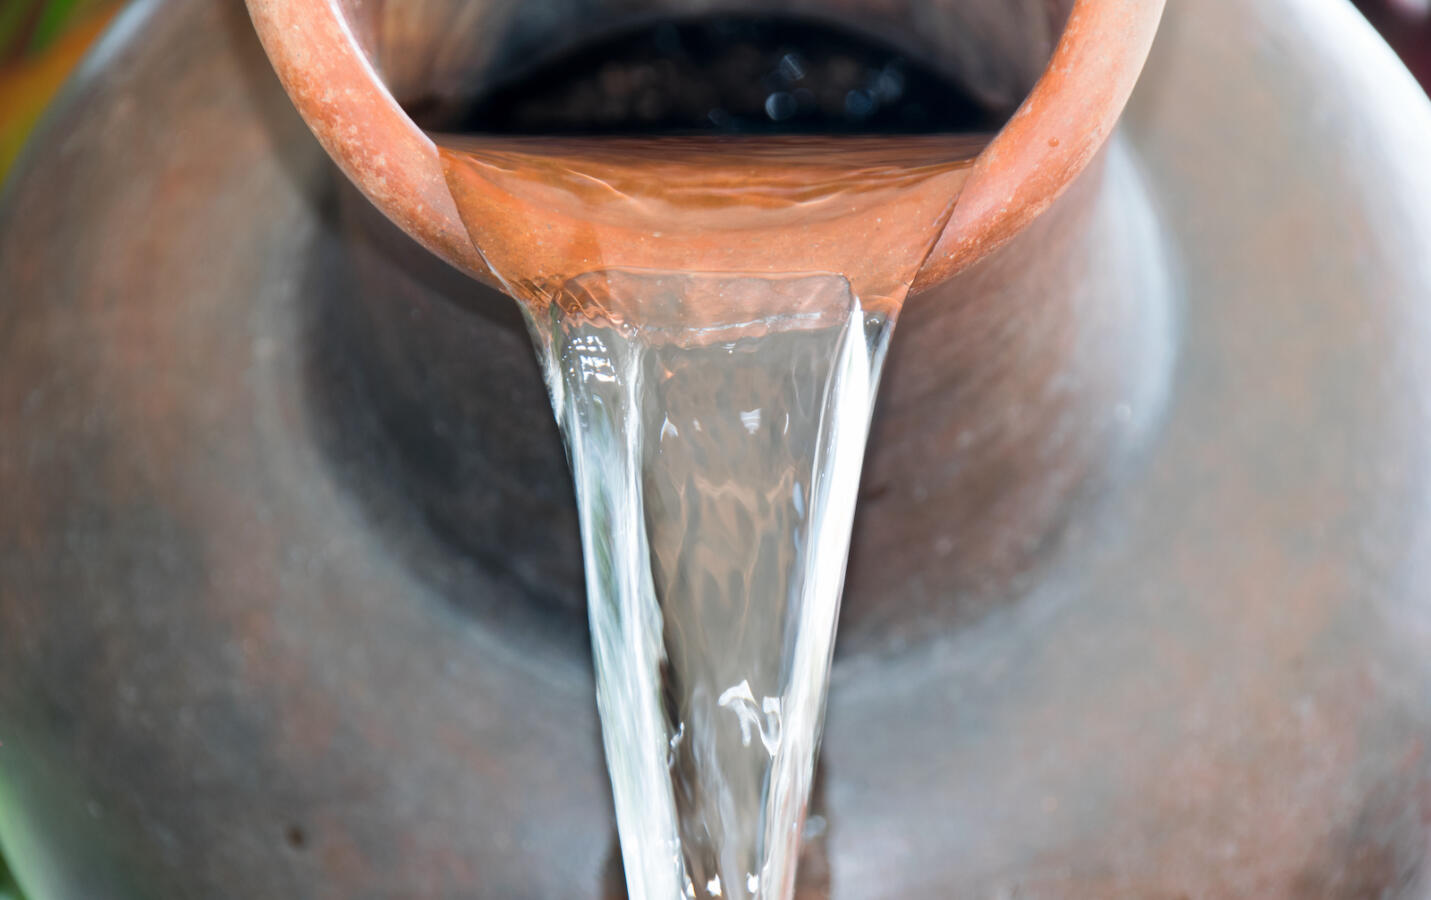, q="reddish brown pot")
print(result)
[4,0,1431,898]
